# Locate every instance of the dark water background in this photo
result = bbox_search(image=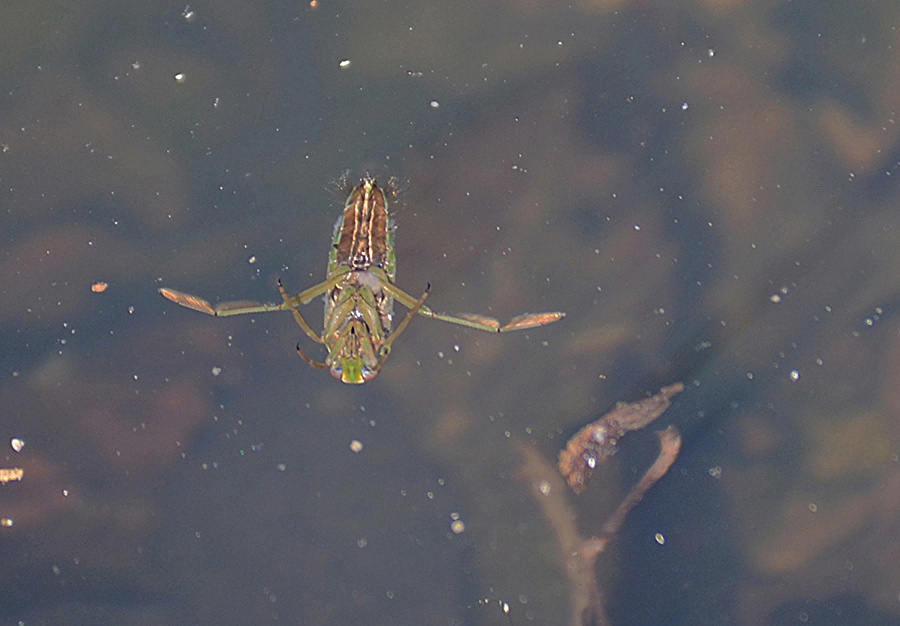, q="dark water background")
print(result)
[2,1,900,625]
